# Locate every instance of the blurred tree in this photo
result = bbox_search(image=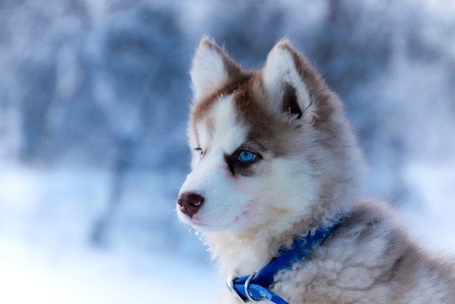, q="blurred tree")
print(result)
[203,0,287,68]
[89,2,189,245]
